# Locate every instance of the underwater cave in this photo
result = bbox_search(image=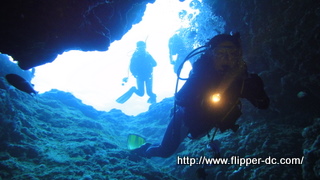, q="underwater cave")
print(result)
[0,0,319,179]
